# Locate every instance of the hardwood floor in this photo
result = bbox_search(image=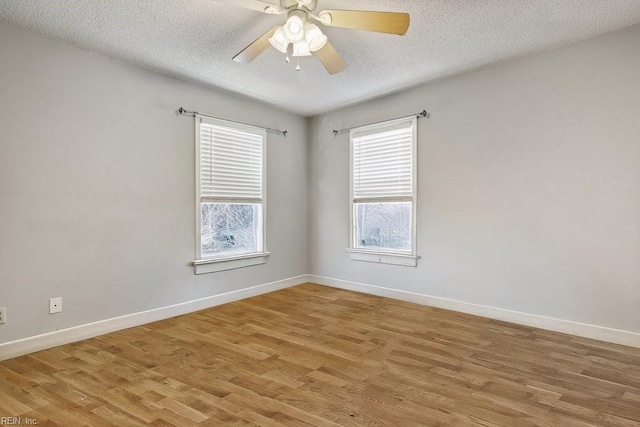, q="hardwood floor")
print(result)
[1,283,639,426]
